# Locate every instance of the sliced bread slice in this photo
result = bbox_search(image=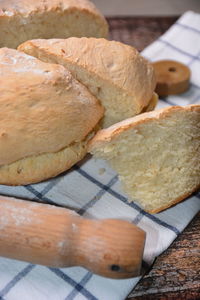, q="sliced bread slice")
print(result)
[18,38,157,127]
[88,105,200,213]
